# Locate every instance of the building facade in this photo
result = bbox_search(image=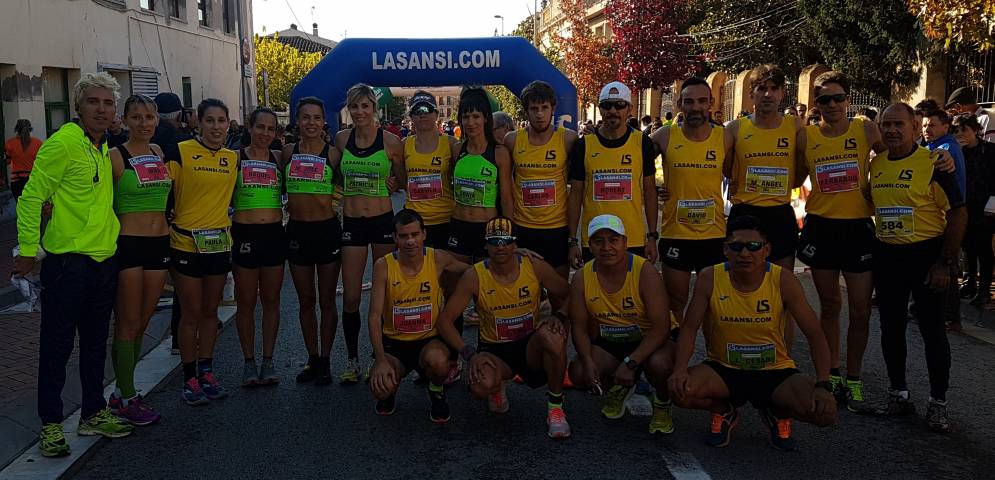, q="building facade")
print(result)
[0,0,257,140]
